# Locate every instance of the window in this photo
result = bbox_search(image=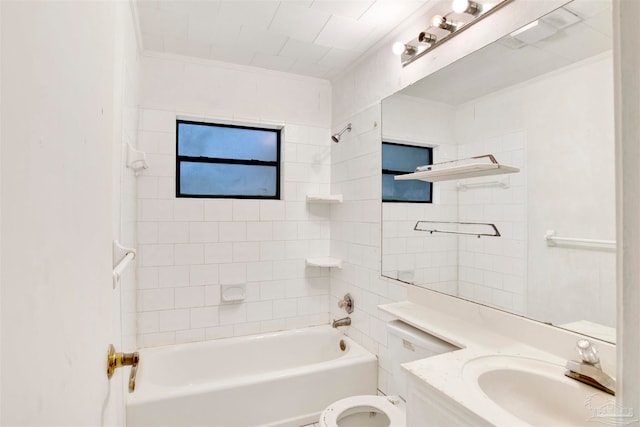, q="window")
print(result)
[176,120,281,199]
[382,142,433,203]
